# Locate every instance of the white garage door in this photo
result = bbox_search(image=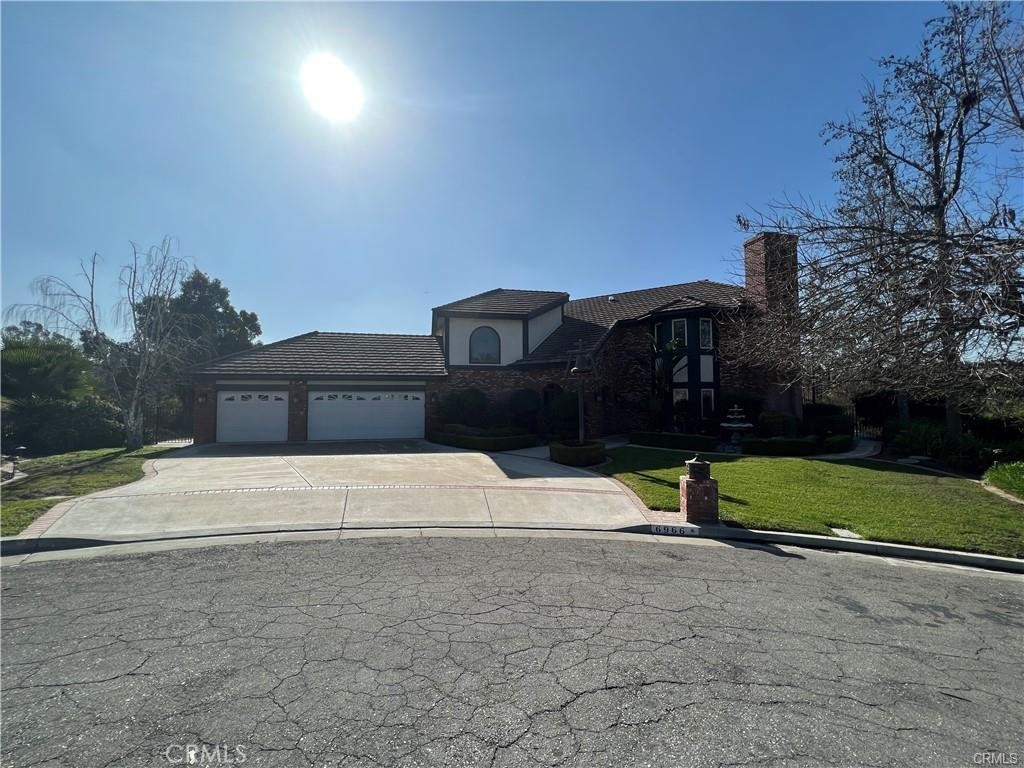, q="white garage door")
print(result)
[216,391,288,443]
[308,391,425,441]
